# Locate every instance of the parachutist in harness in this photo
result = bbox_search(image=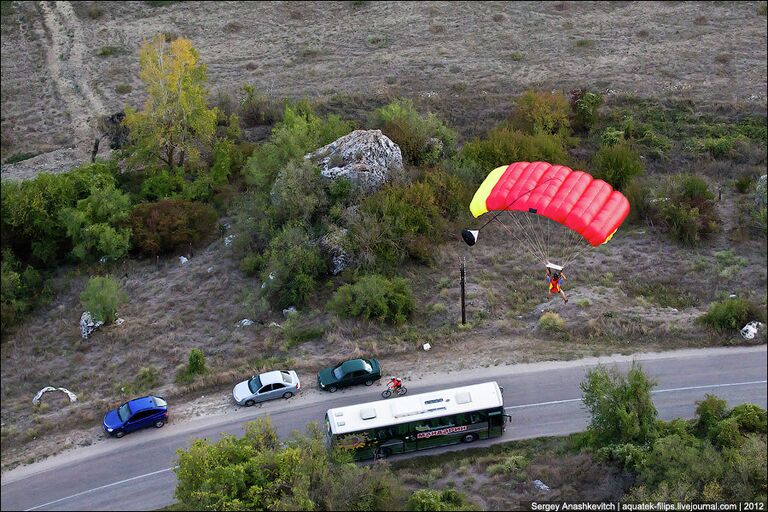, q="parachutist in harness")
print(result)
[546,265,568,304]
